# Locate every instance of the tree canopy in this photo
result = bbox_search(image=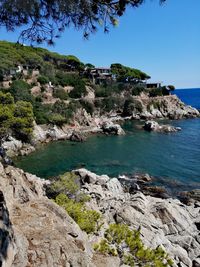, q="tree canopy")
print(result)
[0,0,166,44]
[0,41,83,72]
[111,63,150,81]
[0,92,34,141]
